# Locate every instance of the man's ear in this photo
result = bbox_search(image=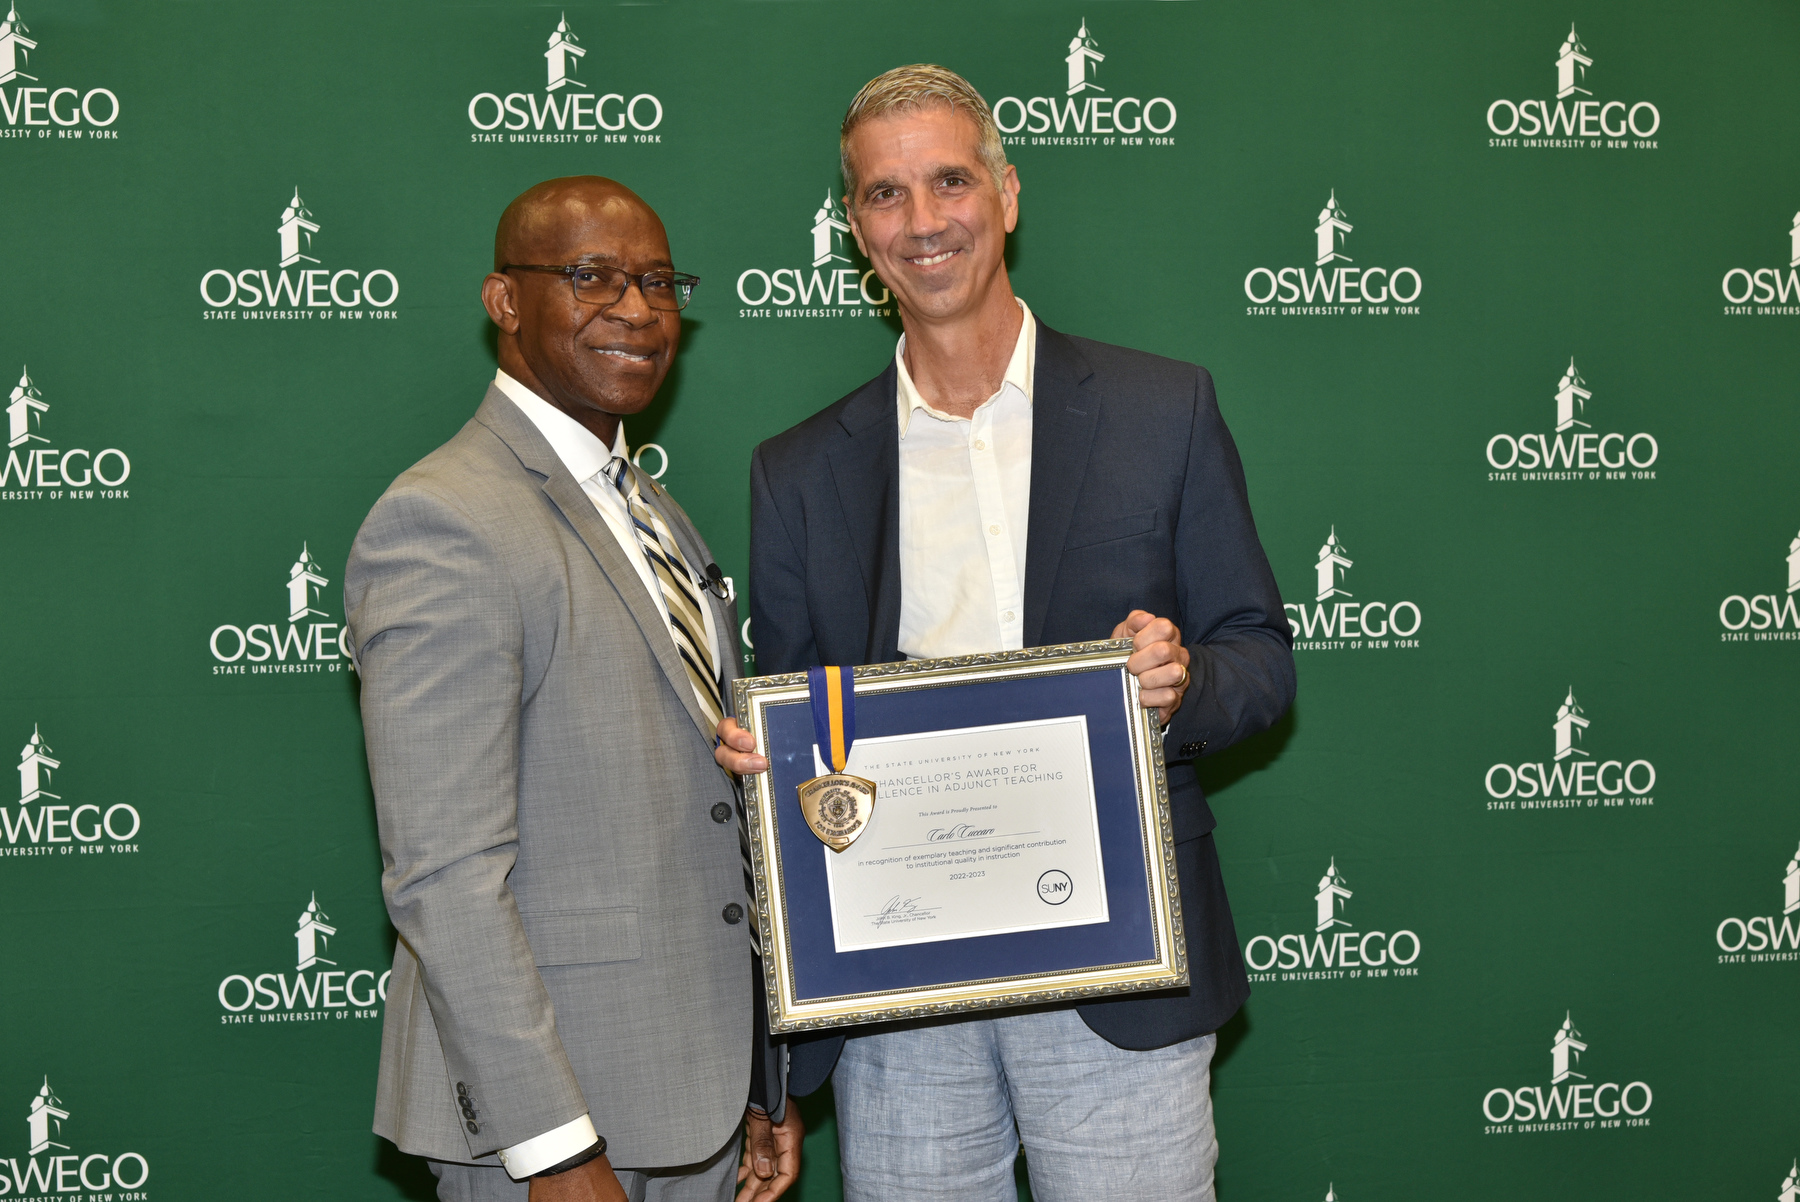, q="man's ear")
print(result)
[1000,165,1021,235]
[481,271,522,335]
